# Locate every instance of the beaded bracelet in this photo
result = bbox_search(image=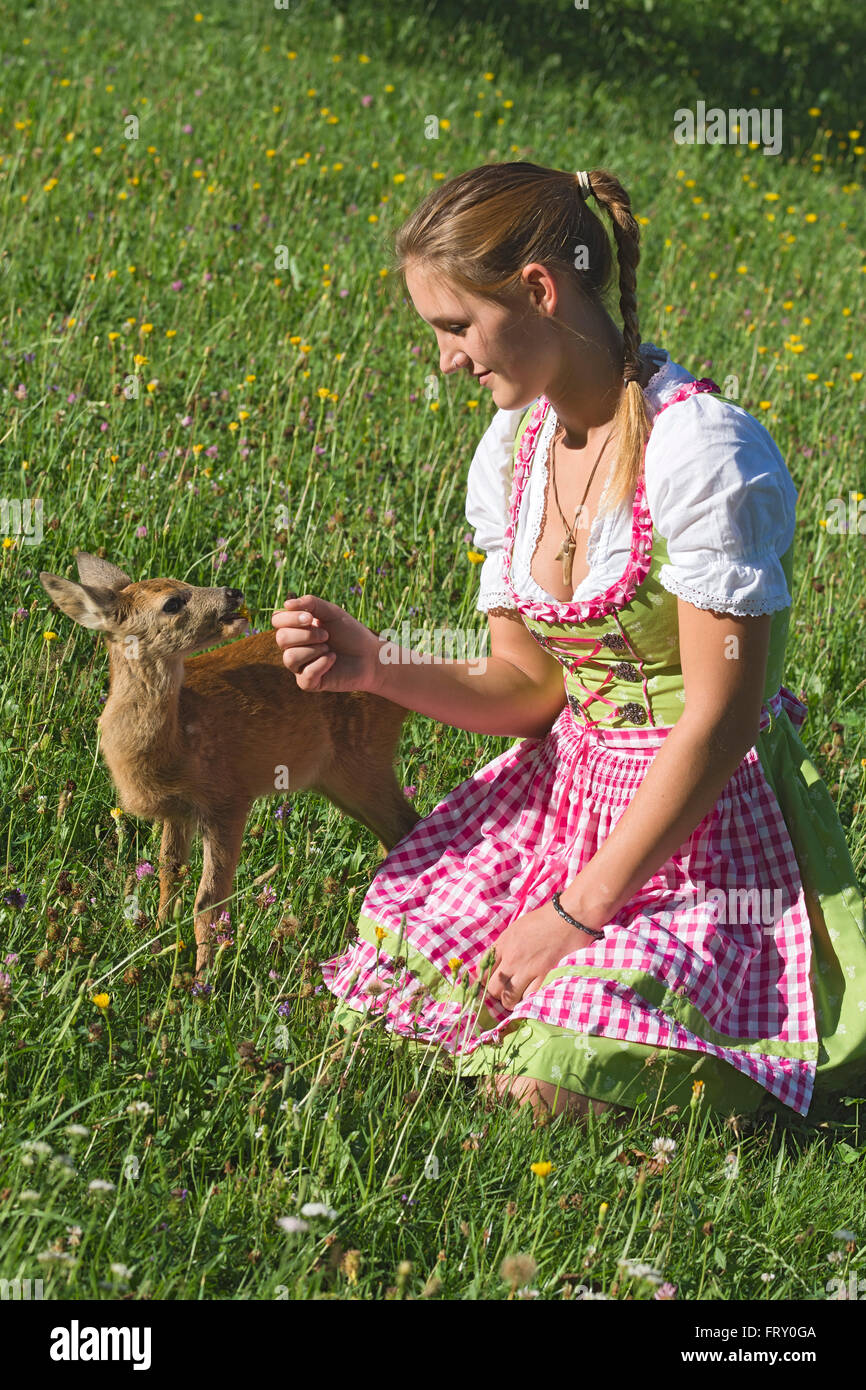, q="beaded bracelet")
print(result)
[552,891,605,938]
